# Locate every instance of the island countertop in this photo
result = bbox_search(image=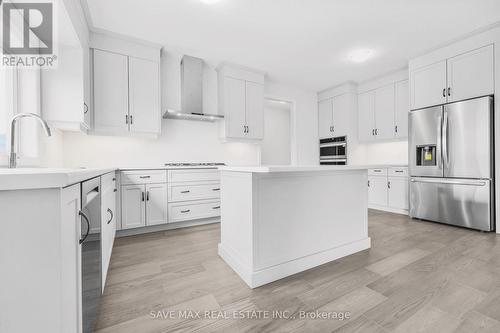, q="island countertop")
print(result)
[218,164,408,173]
